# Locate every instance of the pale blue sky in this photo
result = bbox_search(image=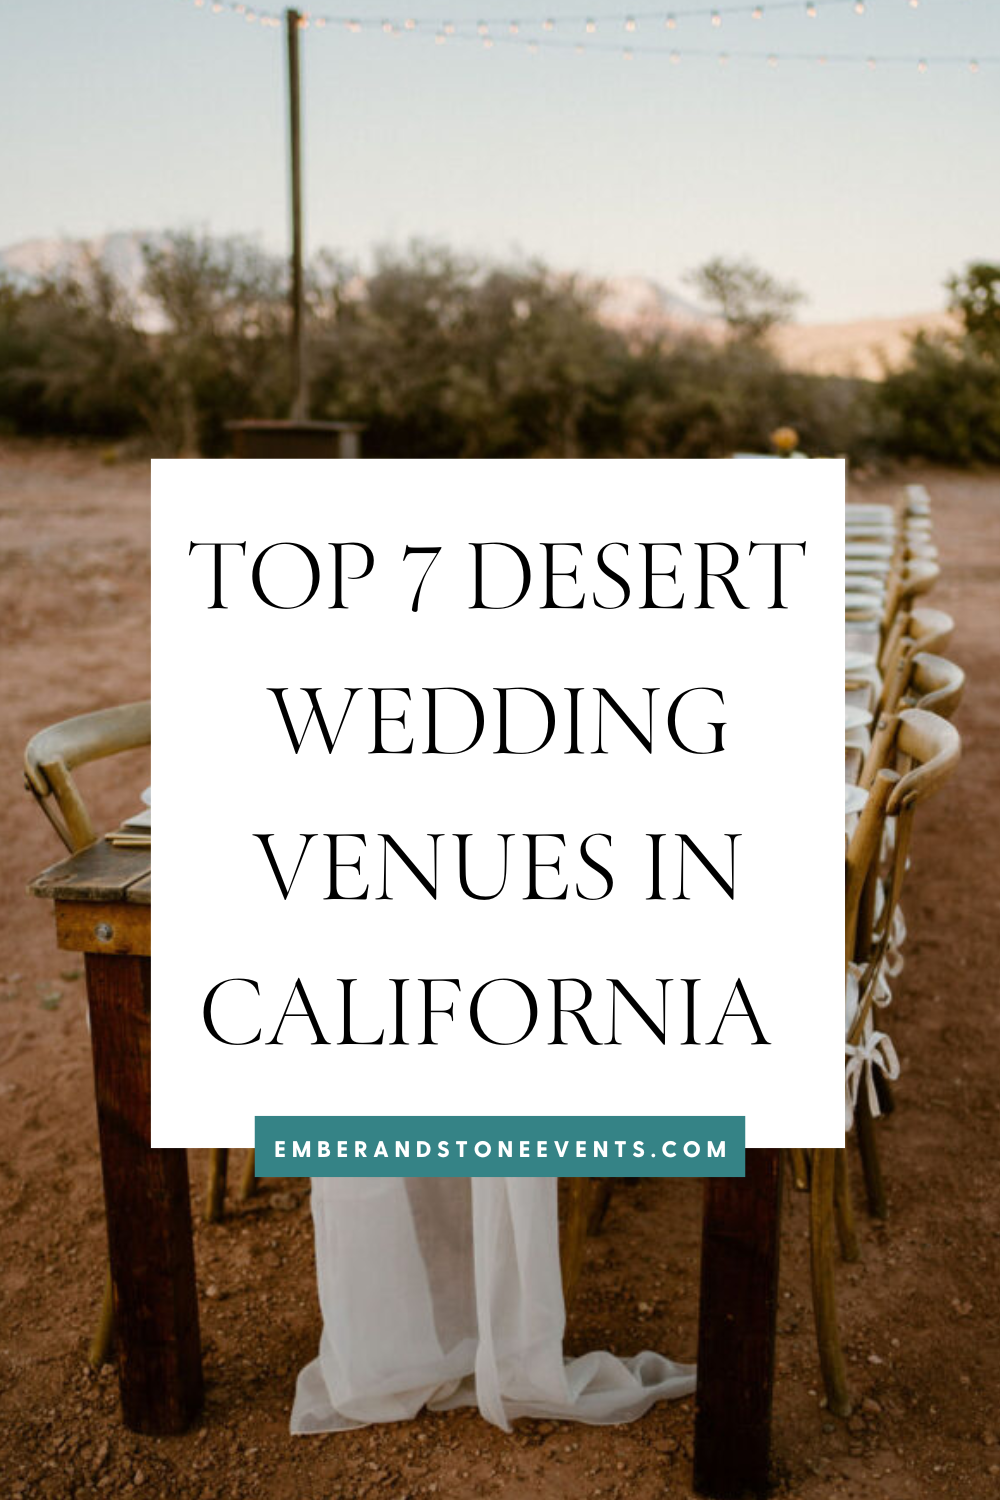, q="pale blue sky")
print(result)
[2,0,998,319]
